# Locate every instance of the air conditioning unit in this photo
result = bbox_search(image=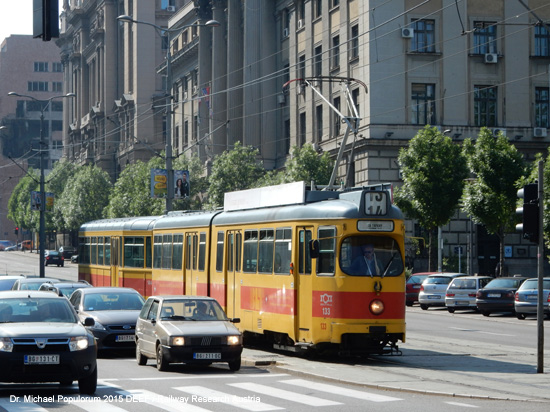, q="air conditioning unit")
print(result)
[401,28,414,38]
[283,28,289,38]
[484,53,498,64]
[166,6,176,12]
[534,127,547,138]
[297,19,304,30]
[492,128,506,137]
